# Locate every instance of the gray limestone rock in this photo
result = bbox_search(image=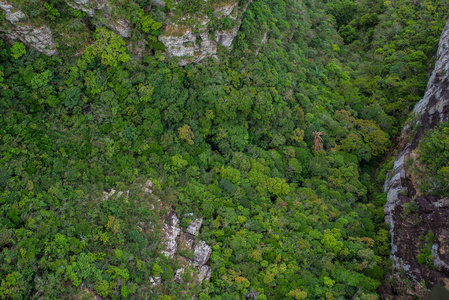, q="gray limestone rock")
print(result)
[383,18,449,297]
[144,179,154,193]
[64,0,131,38]
[197,265,212,283]
[149,276,161,286]
[159,0,254,65]
[6,25,57,56]
[0,1,25,24]
[194,241,212,266]
[108,18,131,38]
[0,1,56,56]
[215,26,239,48]
[186,218,203,236]
[157,211,212,284]
[102,189,116,201]
[159,30,197,57]
[161,223,181,258]
[64,0,107,17]
[214,2,237,18]
[159,29,217,66]
[166,211,180,227]
[174,268,185,283]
